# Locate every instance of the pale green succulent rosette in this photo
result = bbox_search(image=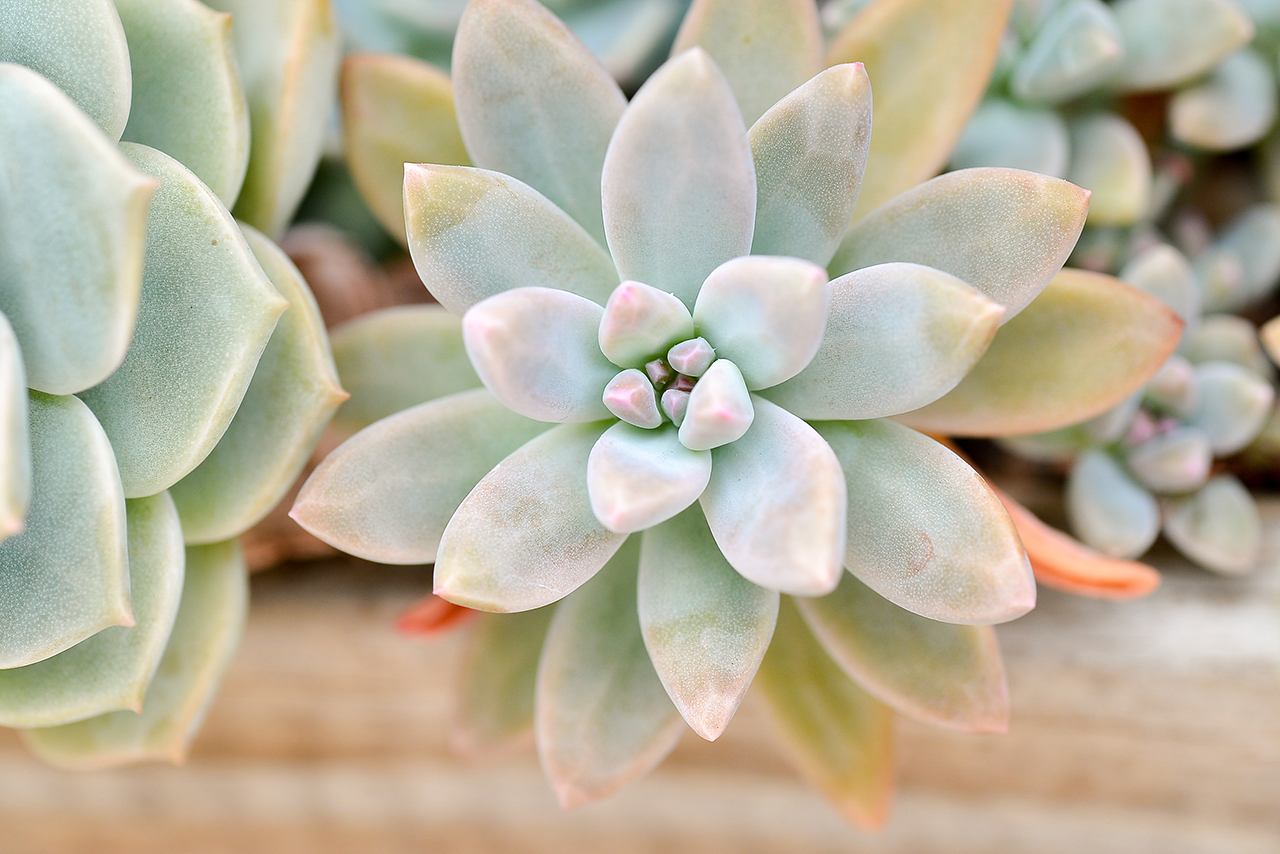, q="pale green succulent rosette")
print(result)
[0,0,343,767]
[297,0,1182,823]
